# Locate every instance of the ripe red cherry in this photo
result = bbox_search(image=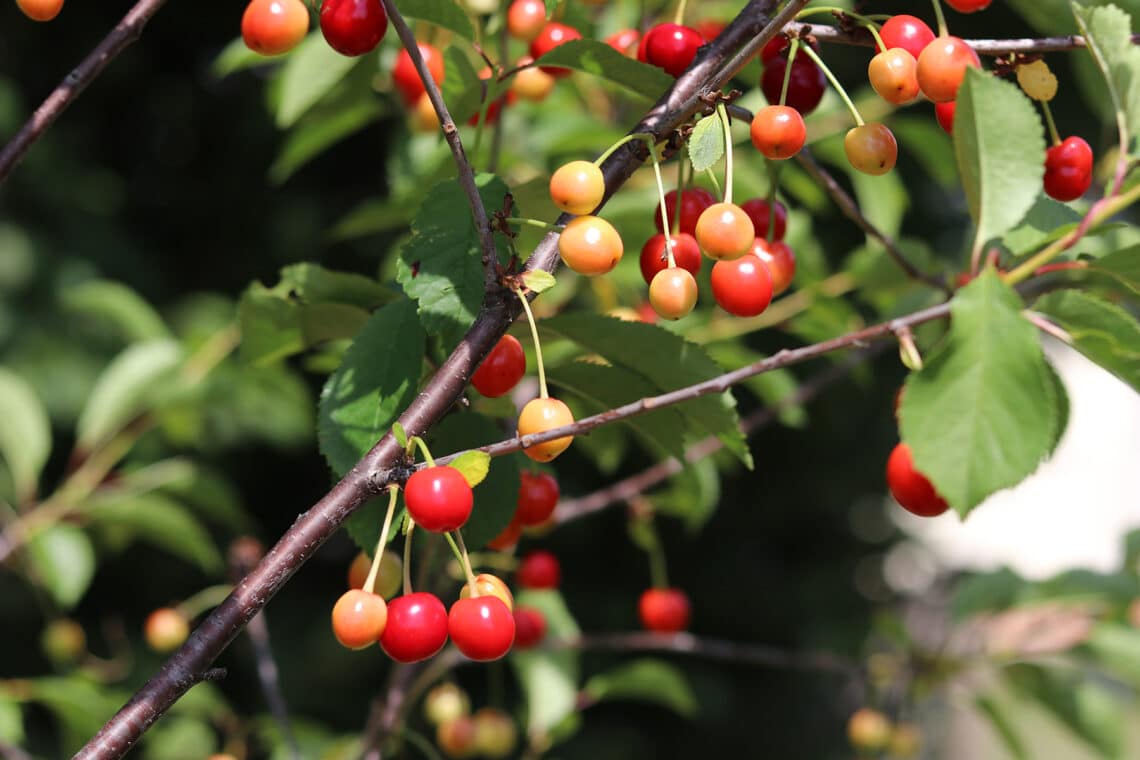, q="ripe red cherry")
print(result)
[945,0,992,12]
[638,233,701,284]
[331,589,388,649]
[516,471,560,526]
[886,442,949,517]
[654,188,716,235]
[448,597,515,661]
[606,28,641,57]
[392,43,445,105]
[529,22,582,78]
[512,606,547,648]
[877,15,936,60]
[868,49,920,105]
[761,56,826,114]
[740,198,787,241]
[487,516,523,551]
[320,0,387,57]
[695,202,755,260]
[517,550,560,589]
[380,592,449,662]
[753,238,796,295]
[16,0,63,21]
[711,254,773,317]
[750,105,807,160]
[471,334,526,398]
[760,35,817,64]
[639,23,704,78]
[638,588,691,633]
[241,0,310,56]
[916,36,980,103]
[935,101,956,135]
[1044,136,1094,202]
[506,0,545,42]
[404,466,473,532]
